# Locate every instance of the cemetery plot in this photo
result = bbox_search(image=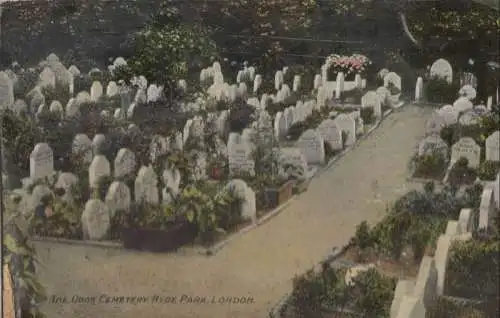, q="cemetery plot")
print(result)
[410,78,500,184]
[1,53,398,253]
